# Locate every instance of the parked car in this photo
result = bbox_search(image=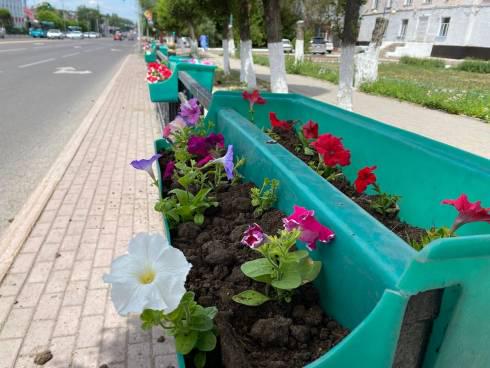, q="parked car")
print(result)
[83,32,90,38]
[47,29,64,39]
[66,31,83,39]
[282,38,294,53]
[88,32,98,38]
[310,37,334,54]
[127,32,136,41]
[0,26,5,39]
[113,31,123,41]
